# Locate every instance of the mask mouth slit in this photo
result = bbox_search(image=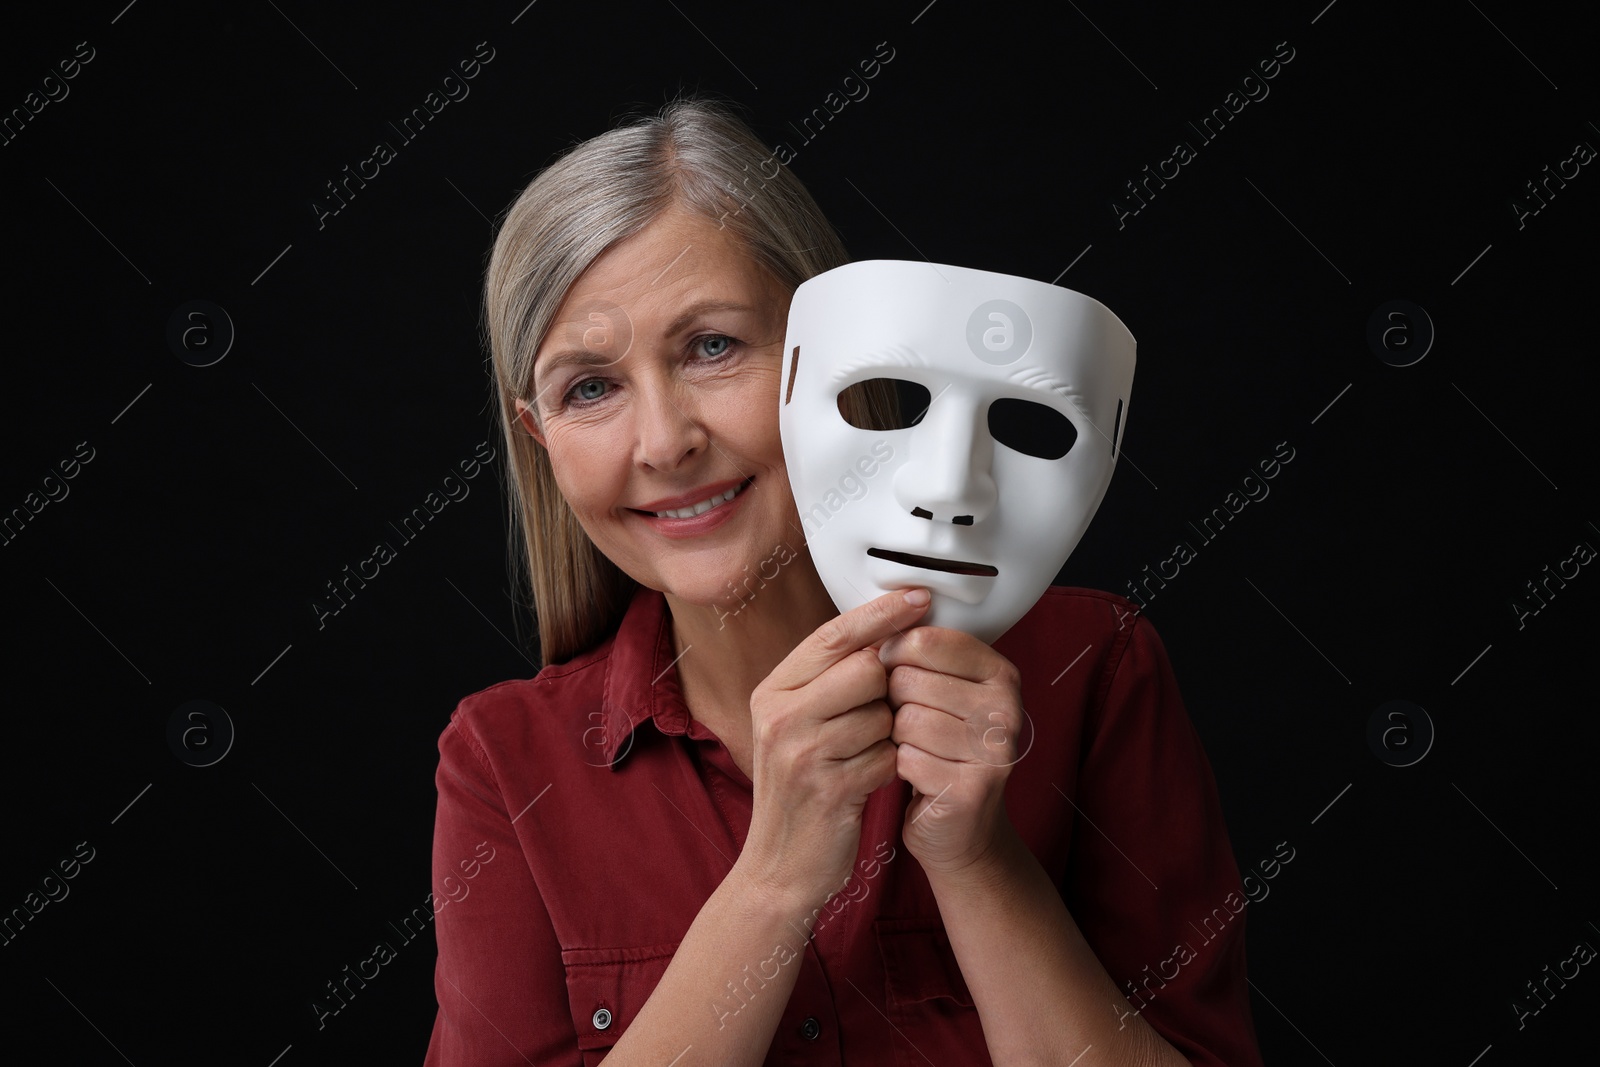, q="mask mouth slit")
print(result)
[867,548,998,577]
